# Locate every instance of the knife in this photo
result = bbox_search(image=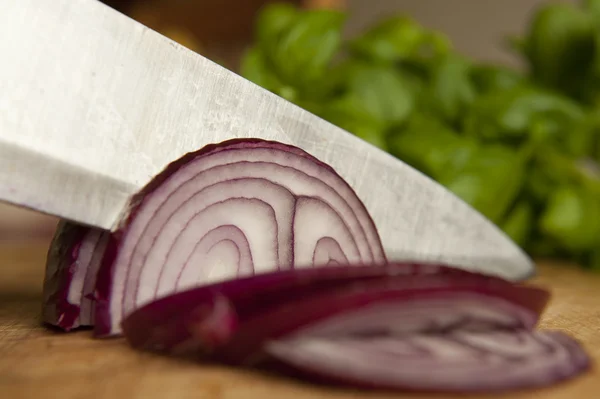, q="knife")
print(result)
[0,0,532,279]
